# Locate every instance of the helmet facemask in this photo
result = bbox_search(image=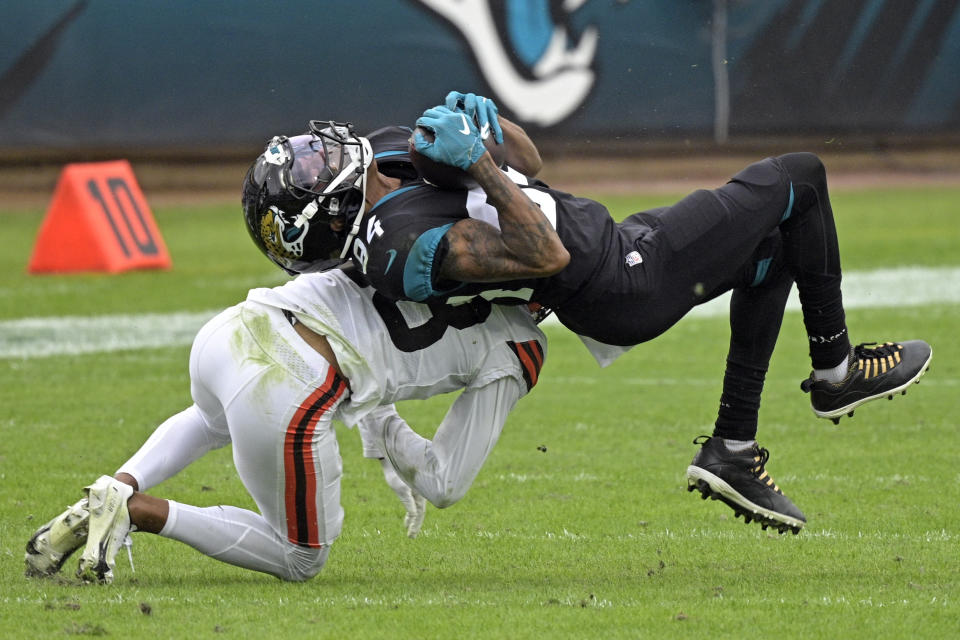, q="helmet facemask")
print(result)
[304,121,373,259]
[243,121,372,274]
[295,121,371,216]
